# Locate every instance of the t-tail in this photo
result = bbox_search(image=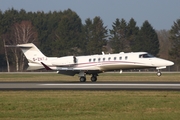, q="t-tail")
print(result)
[6,43,47,70]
